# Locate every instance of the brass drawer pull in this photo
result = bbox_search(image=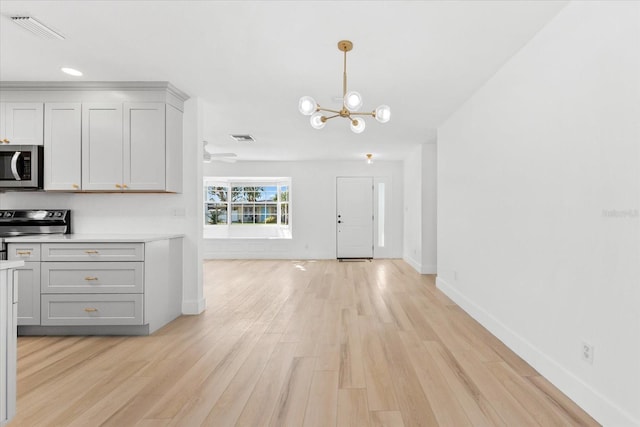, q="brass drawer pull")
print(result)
[17,250,32,255]
[84,276,99,281]
[115,184,122,189]
[84,250,99,254]
[84,308,98,313]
